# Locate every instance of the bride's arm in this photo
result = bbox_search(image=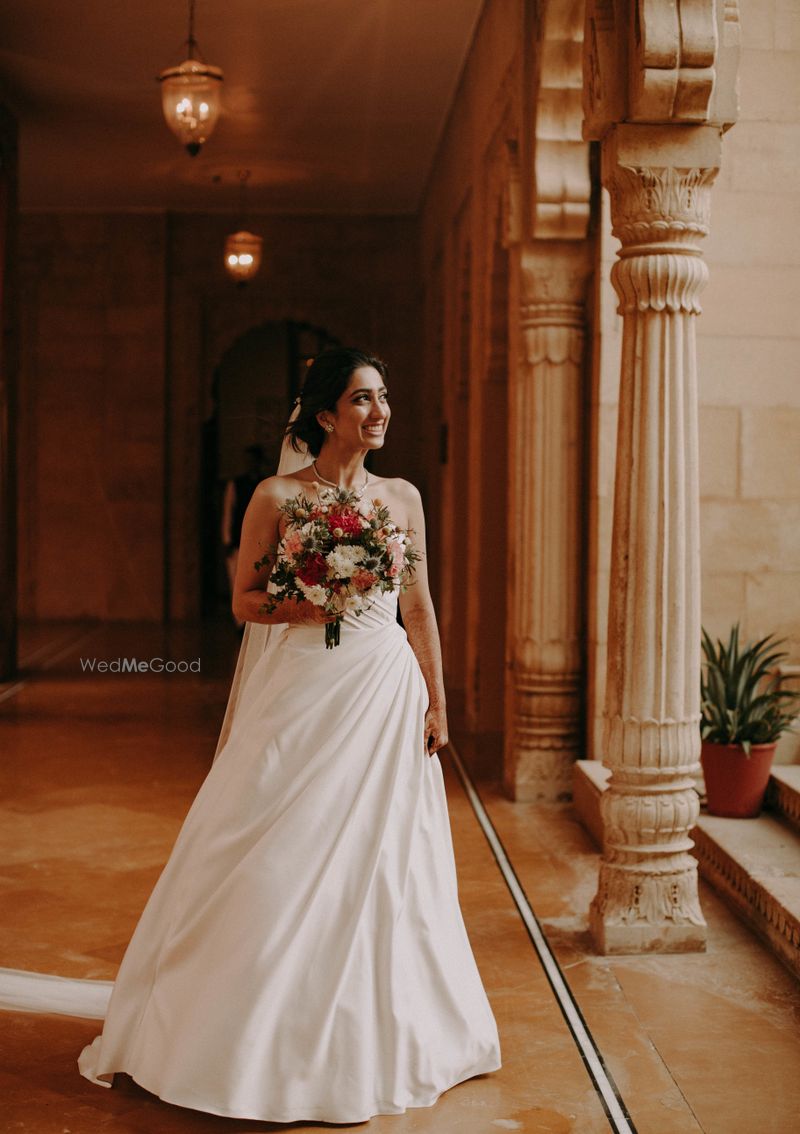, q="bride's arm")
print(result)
[397,483,448,755]
[231,478,331,627]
